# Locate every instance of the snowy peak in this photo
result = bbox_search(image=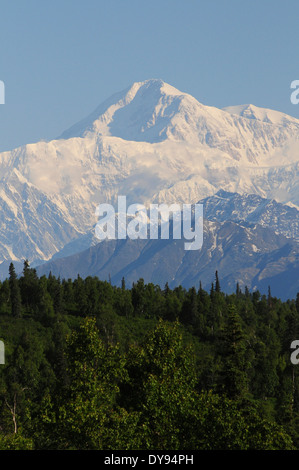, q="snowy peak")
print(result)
[222,103,299,127]
[57,79,299,166]
[199,190,299,241]
[58,79,192,142]
[58,78,227,144]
